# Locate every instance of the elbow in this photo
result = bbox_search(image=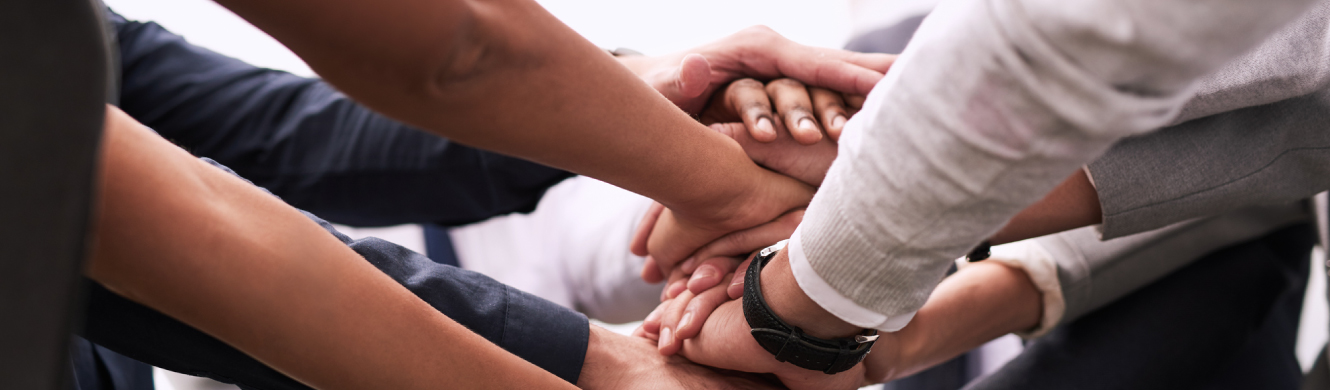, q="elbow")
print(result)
[421,0,527,99]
